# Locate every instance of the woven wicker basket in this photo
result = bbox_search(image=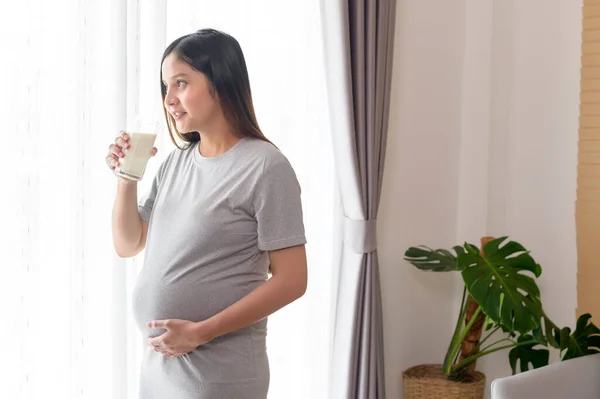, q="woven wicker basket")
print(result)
[402,364,485,399]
